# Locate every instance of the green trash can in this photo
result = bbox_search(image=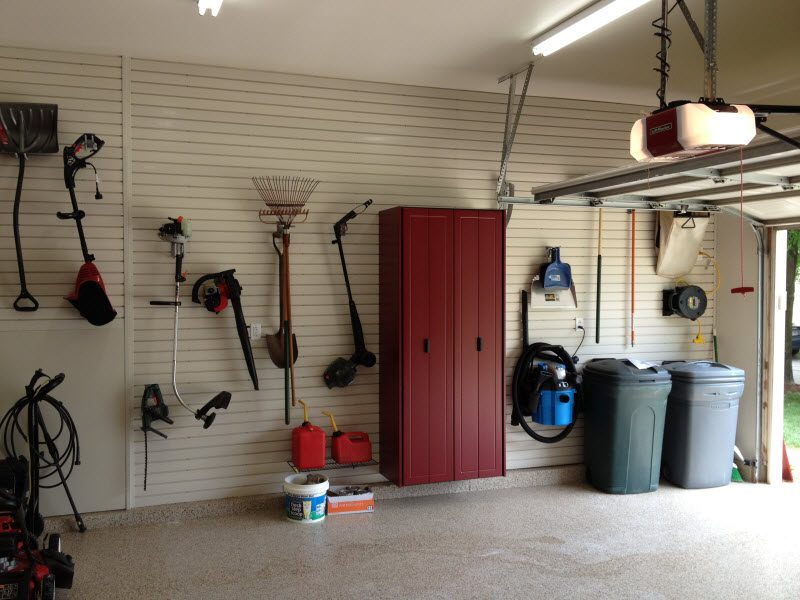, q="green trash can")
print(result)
[583,359,672,494]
